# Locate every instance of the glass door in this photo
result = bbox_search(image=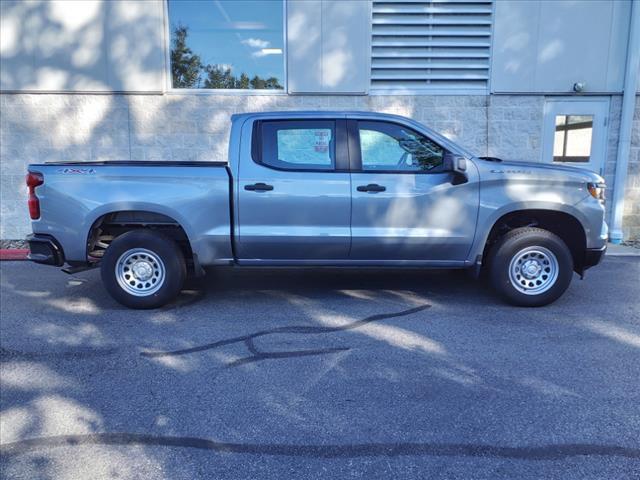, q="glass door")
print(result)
[541,99,609,175]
